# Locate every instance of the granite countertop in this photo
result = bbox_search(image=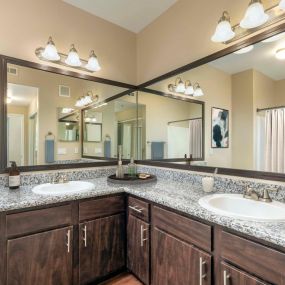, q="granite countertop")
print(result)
[0,177,285,248]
